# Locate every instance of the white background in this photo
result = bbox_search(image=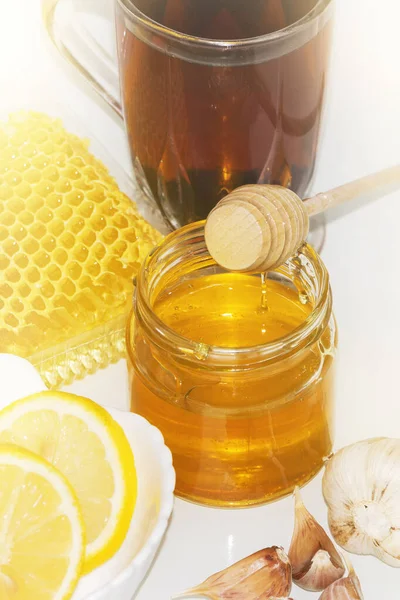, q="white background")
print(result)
[1,0,400,598]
